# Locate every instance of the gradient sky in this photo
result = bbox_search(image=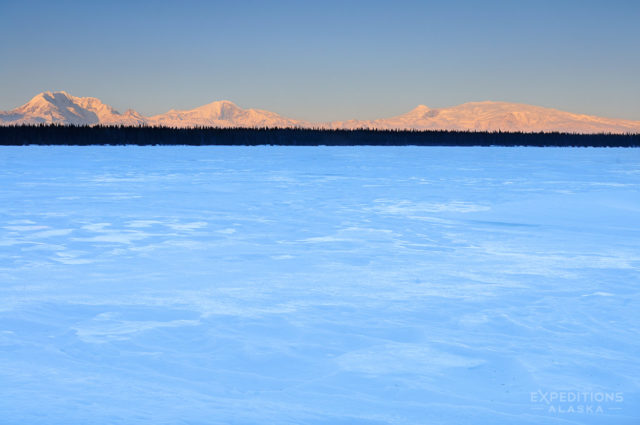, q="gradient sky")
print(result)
[1,0,639,121]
